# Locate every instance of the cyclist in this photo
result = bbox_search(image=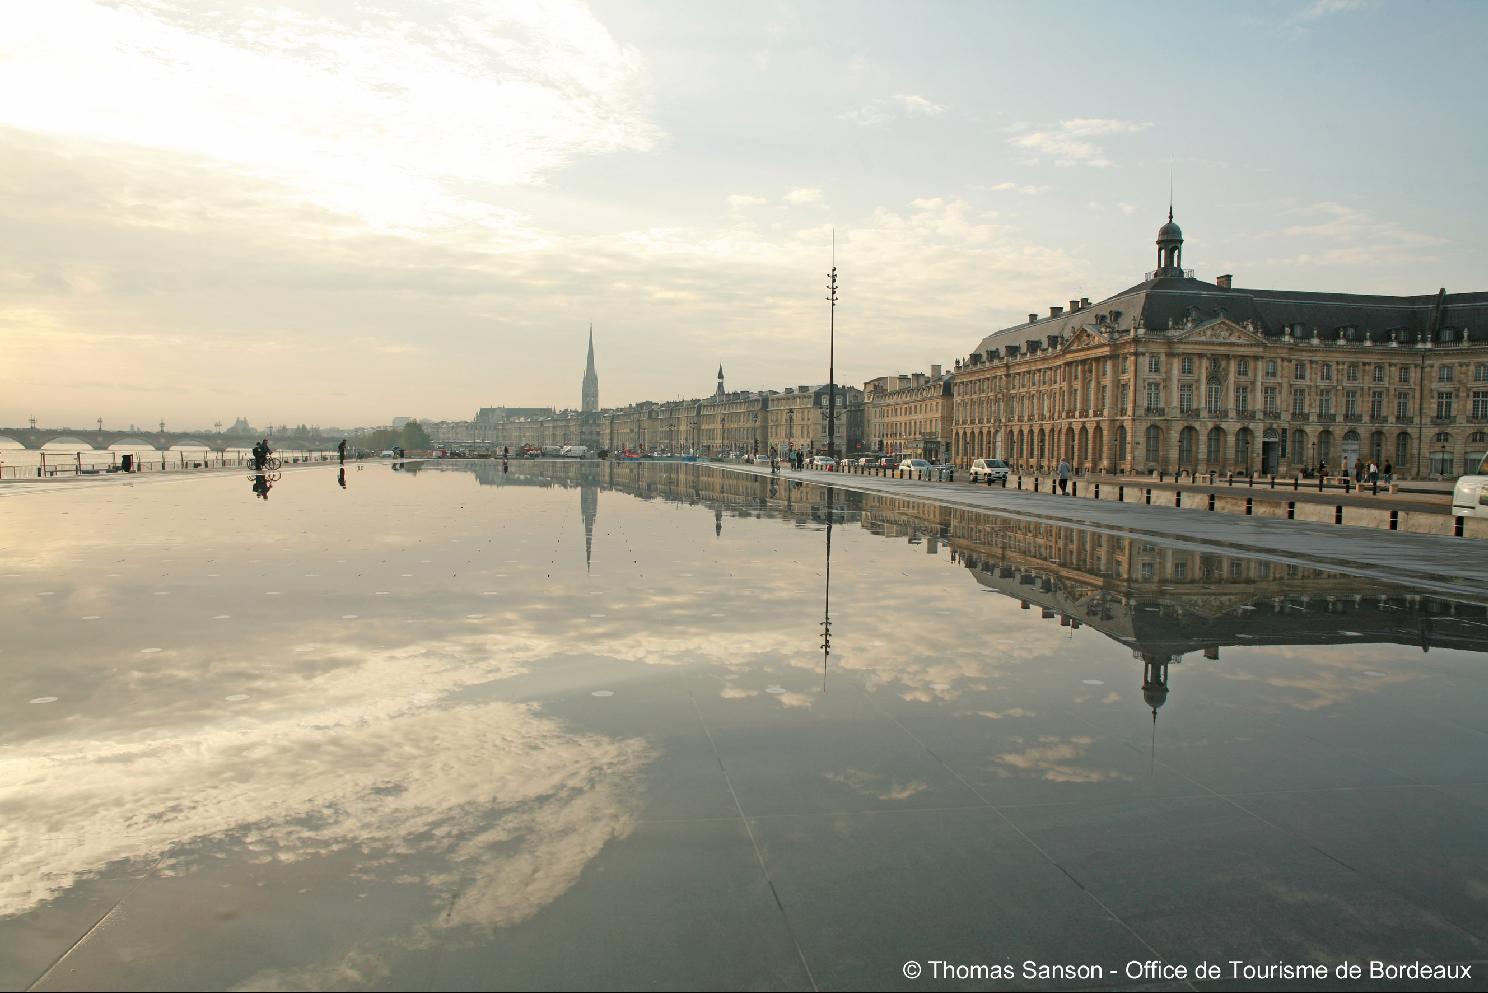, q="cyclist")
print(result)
[252,438,272,471]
